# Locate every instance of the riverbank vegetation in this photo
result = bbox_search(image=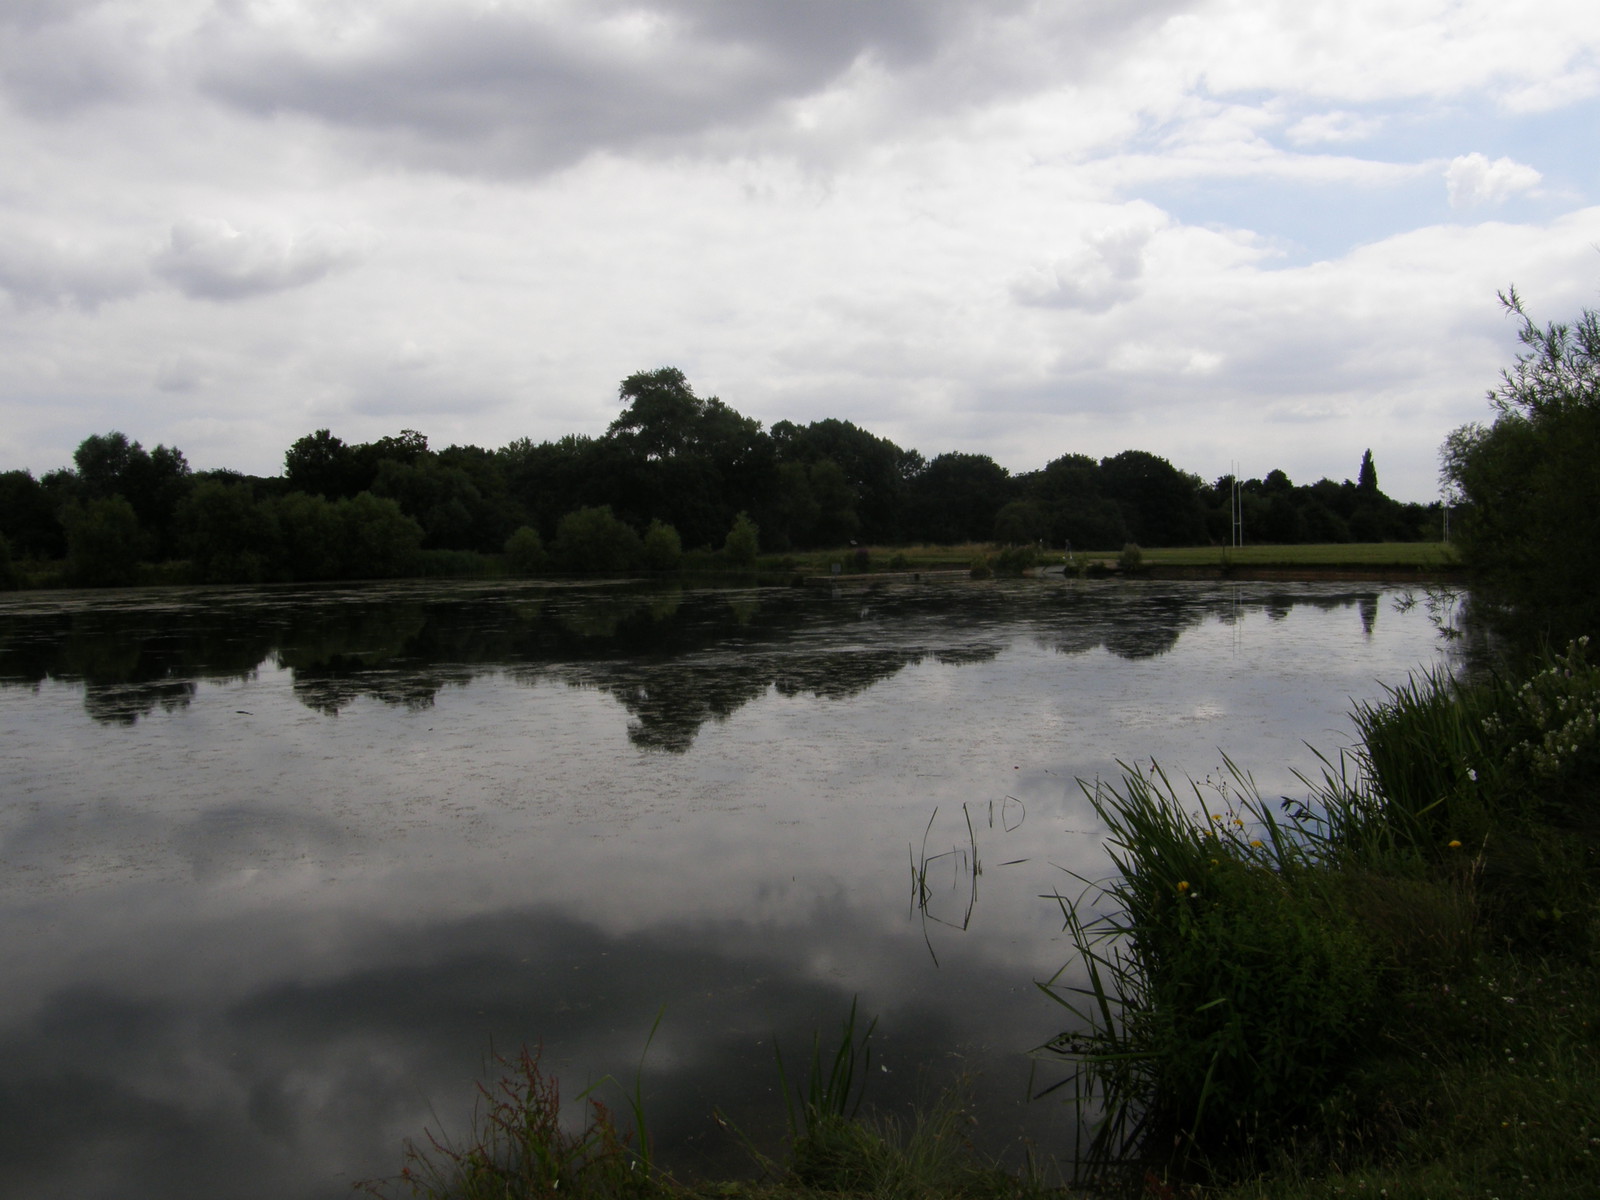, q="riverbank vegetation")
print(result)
[1037,289,1600,1196]
[359,1012,1056,1200]
[1,366,1440,589]
[1046,640,1600,1197]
